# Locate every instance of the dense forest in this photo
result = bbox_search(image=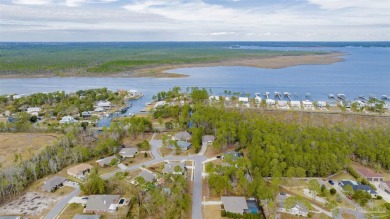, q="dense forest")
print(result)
[0,42,326,76]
